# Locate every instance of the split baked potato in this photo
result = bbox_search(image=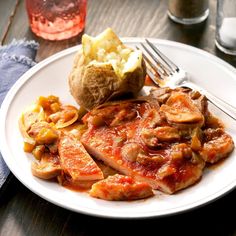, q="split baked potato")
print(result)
[68,28,146,110]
